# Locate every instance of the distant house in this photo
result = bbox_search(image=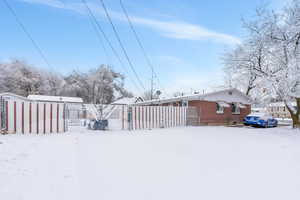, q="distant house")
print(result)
[27,95,83,104]
[134,88,252,125]
[267,102,297,118]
